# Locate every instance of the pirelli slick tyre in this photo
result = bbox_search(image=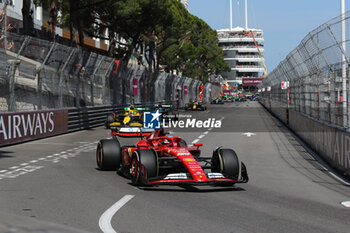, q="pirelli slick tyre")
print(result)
[211,148,240,180]
[96,139,121,171]
[105,114,115,129]
[130,149,158,186]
